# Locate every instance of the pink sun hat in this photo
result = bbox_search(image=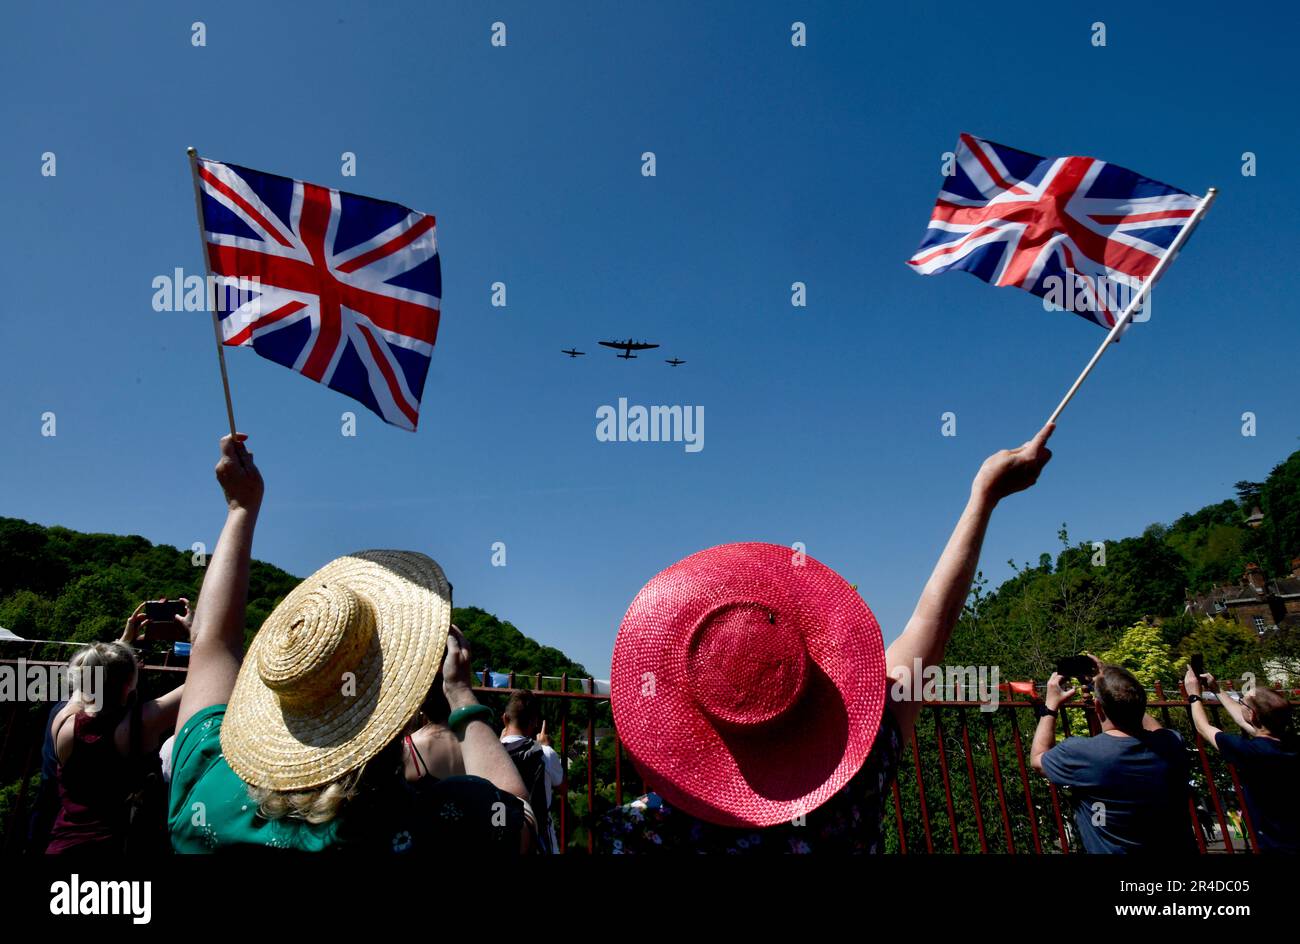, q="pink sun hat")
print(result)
[610,543,887,828]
